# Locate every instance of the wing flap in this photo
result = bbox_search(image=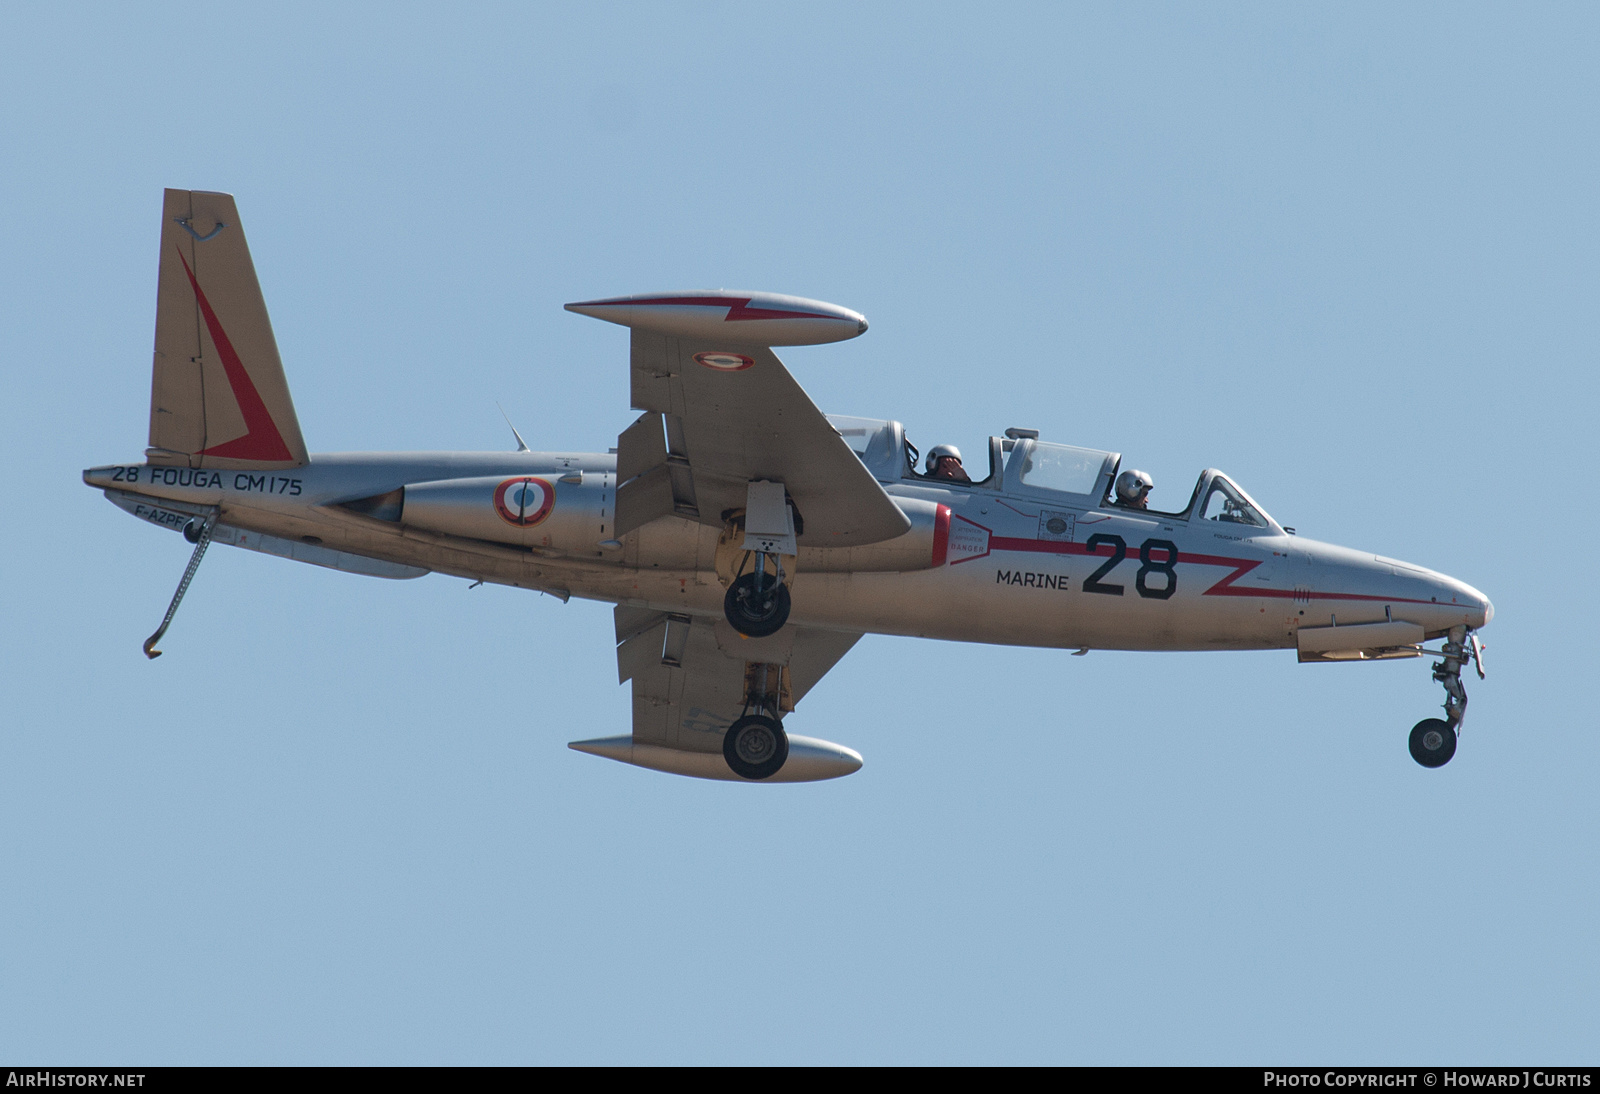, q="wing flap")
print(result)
[629,615,744,753]
[614,409,691,536]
